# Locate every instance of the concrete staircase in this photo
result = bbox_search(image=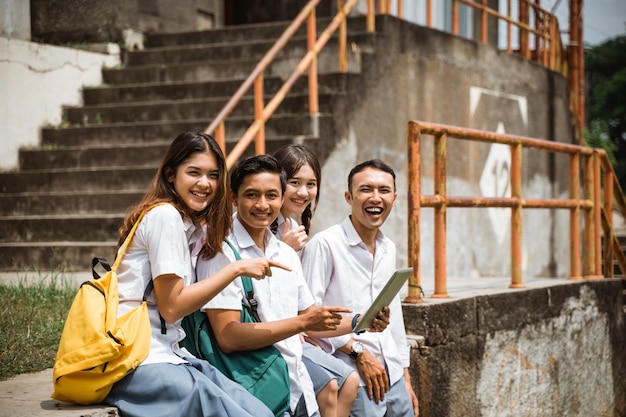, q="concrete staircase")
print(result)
[0,18,373,272]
